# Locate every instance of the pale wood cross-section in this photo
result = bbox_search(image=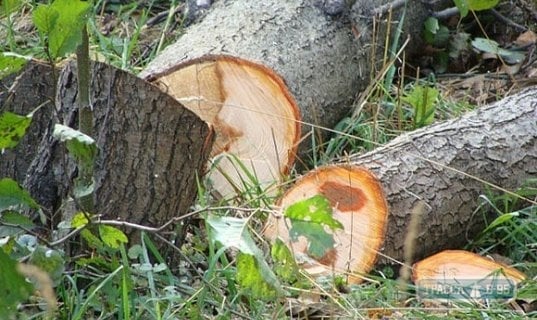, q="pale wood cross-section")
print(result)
[148,55,301,198]
[264,165,389,284]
